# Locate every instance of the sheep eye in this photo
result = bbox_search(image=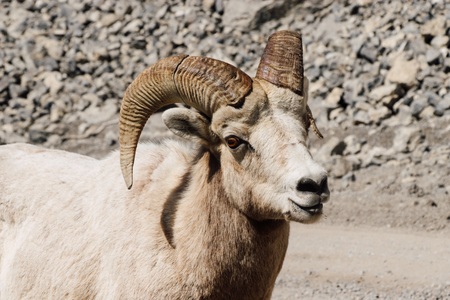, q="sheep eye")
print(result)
[225,136,242,149]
